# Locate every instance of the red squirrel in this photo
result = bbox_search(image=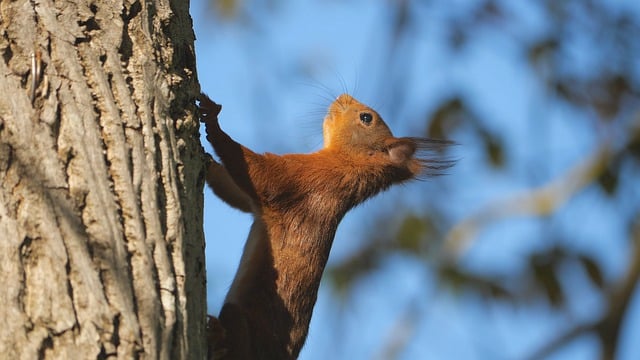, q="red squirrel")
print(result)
[199,93,453,359]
